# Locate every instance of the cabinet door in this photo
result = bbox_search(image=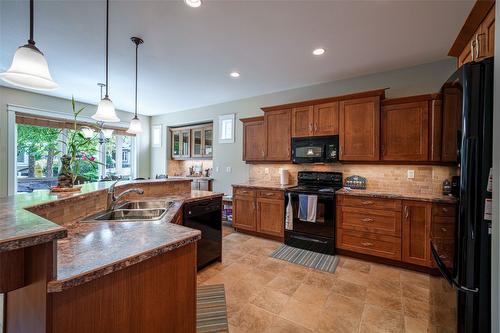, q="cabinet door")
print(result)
[441,87,462,162]
[172,131,181,158]
[233,196,257,231]
[339,96,380,161]
[402,201,432,267]
[203,127,213,157]
[265,109,291,161]
[180,130,190,157]
[313,102,339,136]
[381,101,429,161]
[429,99,443,162]
[257,198,284,237]
[191,128,203,158]
[243,120,266,161]
[291,106,313,137]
